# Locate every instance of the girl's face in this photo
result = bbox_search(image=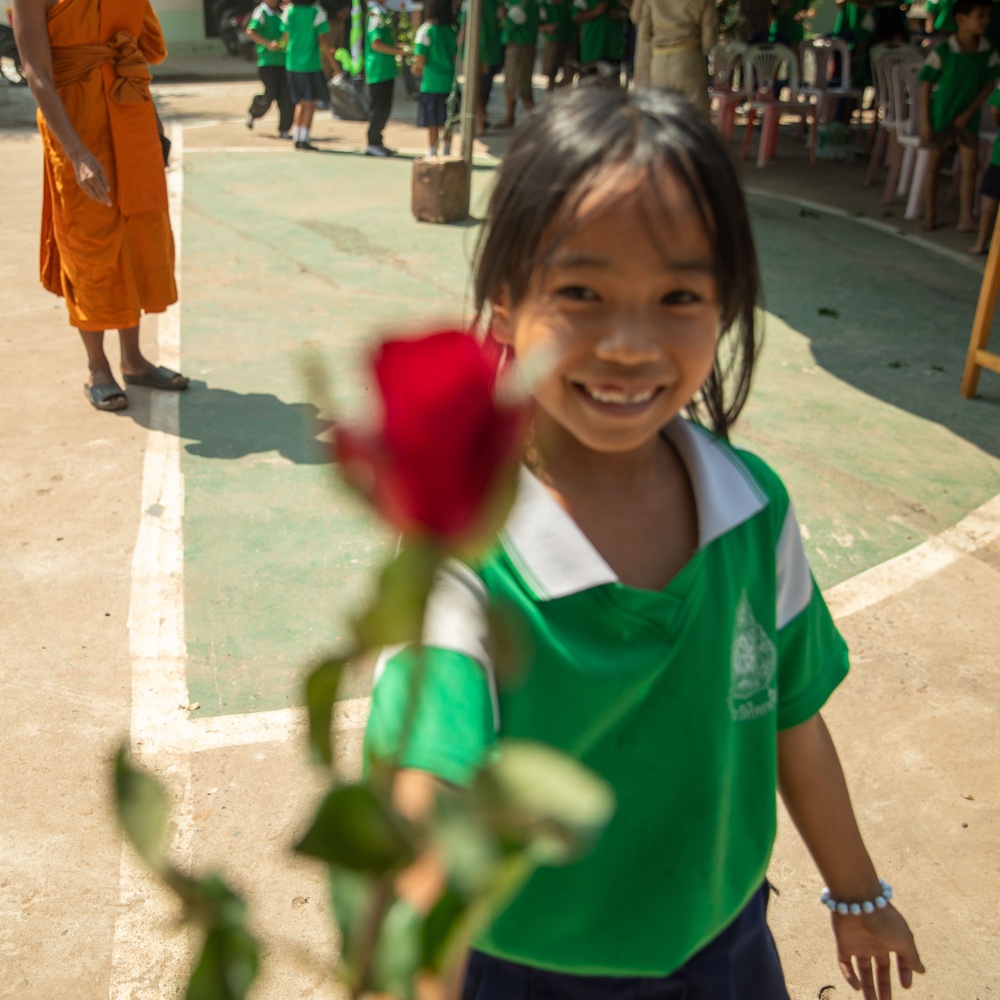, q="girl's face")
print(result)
[492,166,721,459]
